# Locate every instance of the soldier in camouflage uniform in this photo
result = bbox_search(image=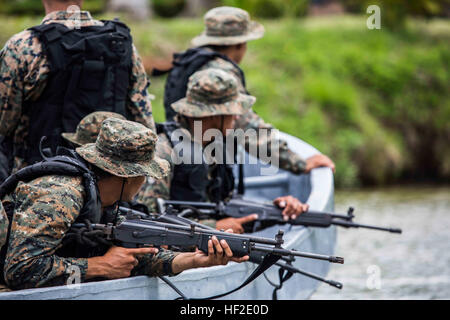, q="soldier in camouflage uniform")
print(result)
[1,118,248,290]
[137,69,309,234]
[164,6,335,175]
[0,0,156,182]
